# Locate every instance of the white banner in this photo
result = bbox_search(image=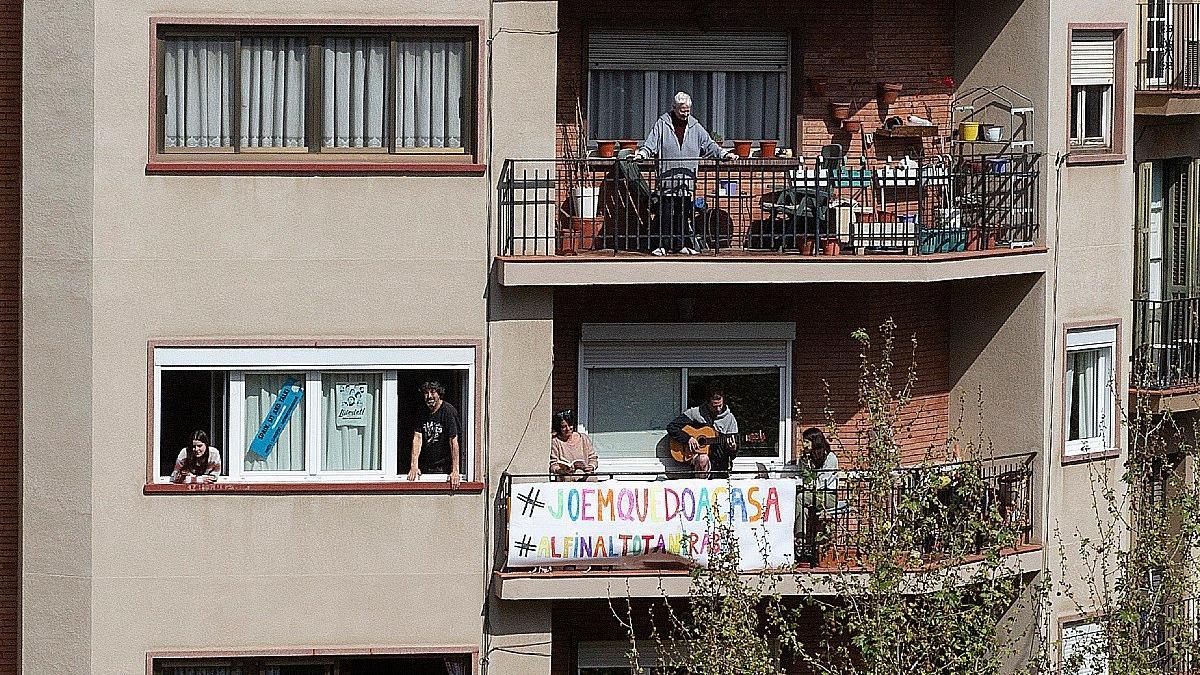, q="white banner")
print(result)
[506,479,796,570]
